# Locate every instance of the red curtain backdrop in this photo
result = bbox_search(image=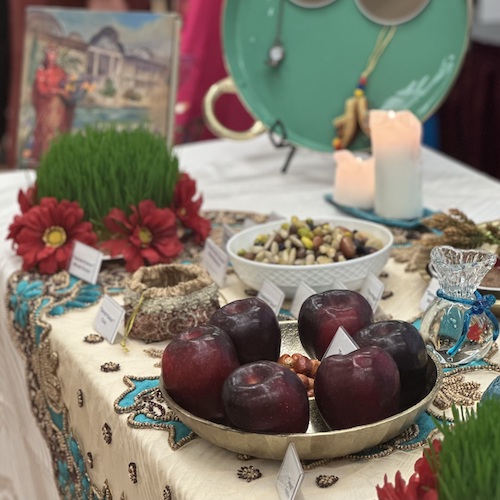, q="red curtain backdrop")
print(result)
[438,41,500,180]
[173,0,254,144]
